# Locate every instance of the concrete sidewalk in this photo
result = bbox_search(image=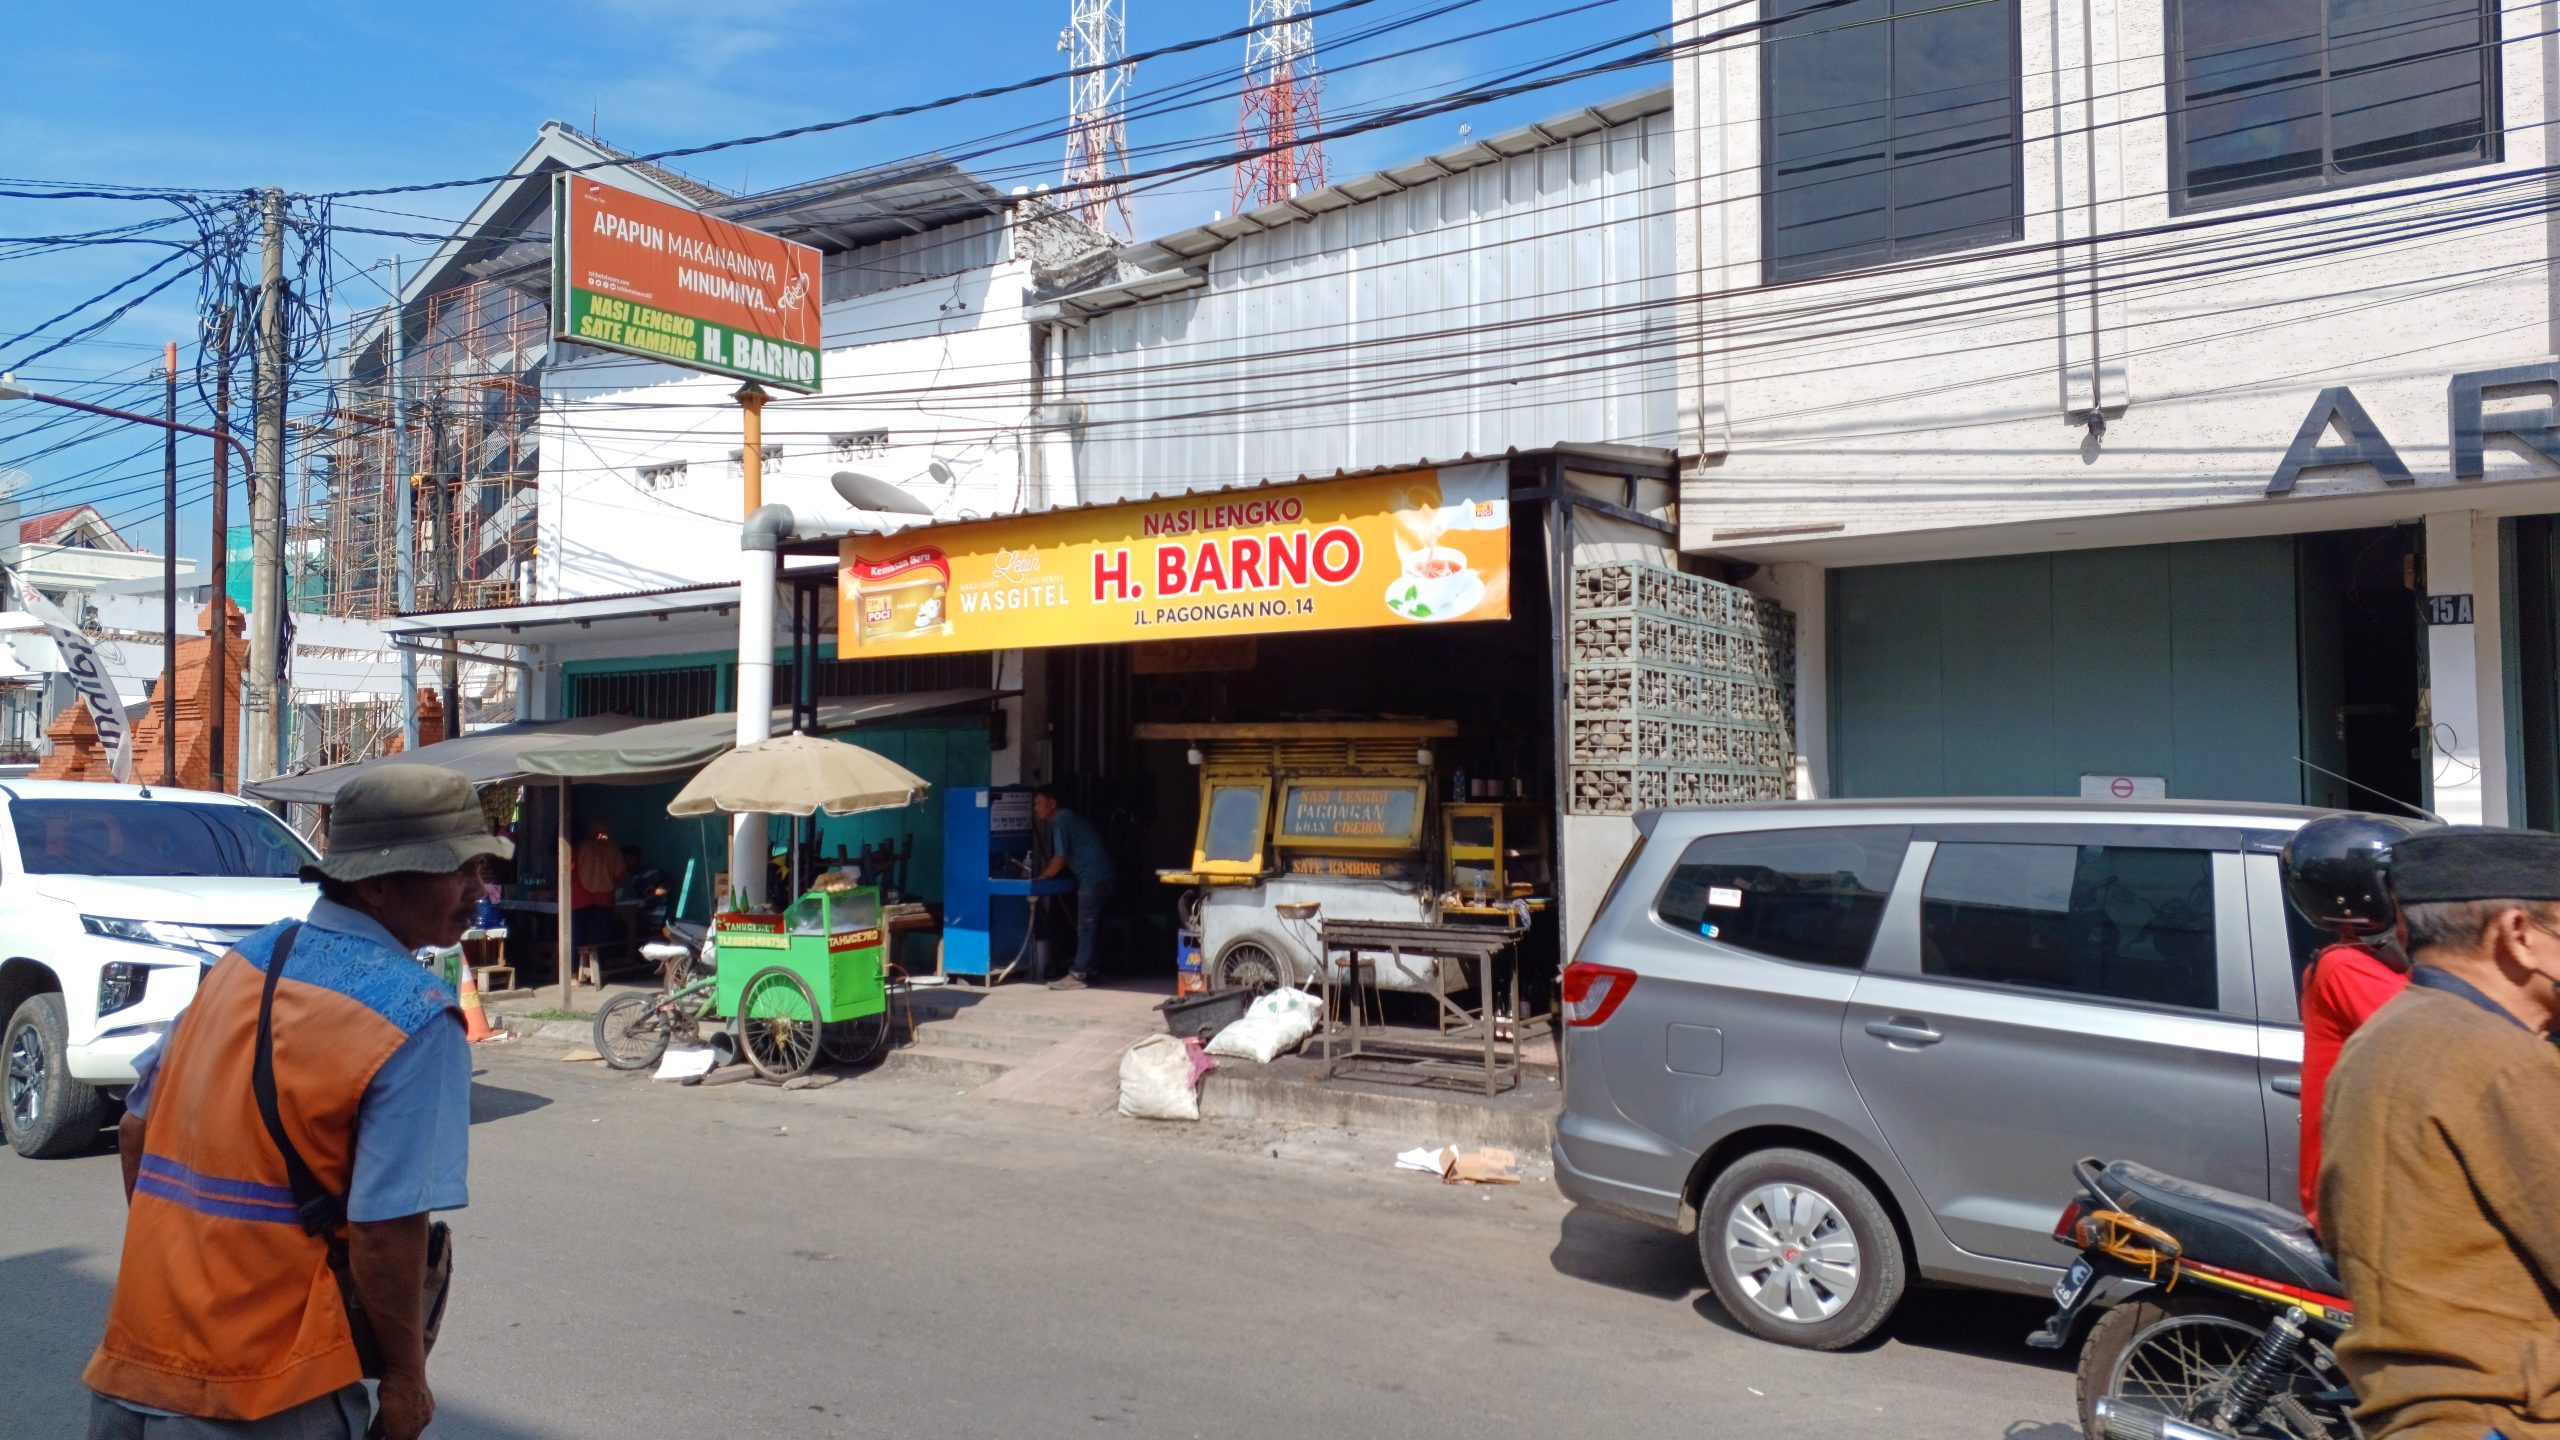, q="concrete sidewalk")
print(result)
[495,975,1561,1153]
